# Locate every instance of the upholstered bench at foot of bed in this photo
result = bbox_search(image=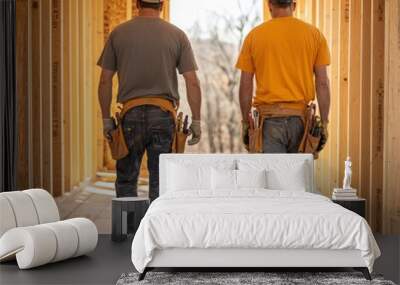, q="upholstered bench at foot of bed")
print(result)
[0,218,98,269]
